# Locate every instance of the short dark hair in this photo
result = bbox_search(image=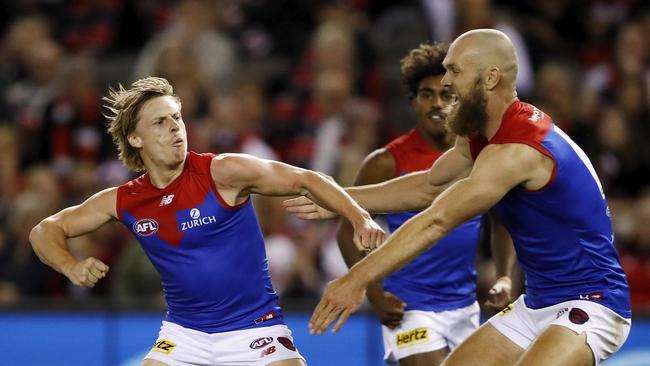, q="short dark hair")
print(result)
[400,42,448,100]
